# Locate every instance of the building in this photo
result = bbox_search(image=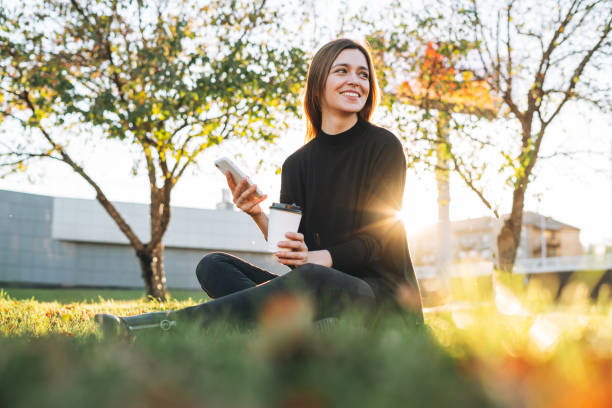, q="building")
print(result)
[3,188,598,289]
[409,212,584,266]
[0,189,288,290]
